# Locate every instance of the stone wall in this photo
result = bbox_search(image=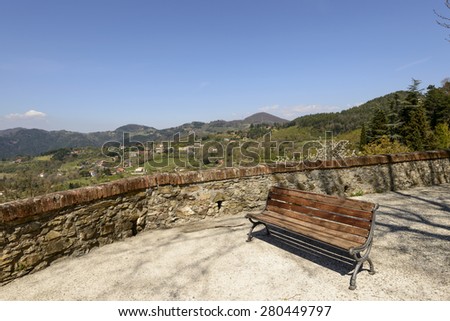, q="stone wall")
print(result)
[1,151,449,284]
